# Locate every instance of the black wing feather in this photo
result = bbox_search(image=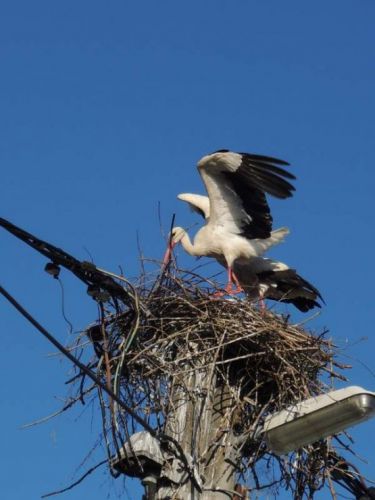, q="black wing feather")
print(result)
[222,153,295,239]
[257,269,324,312]
[223,172,272,239]
[239,152,291,167]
